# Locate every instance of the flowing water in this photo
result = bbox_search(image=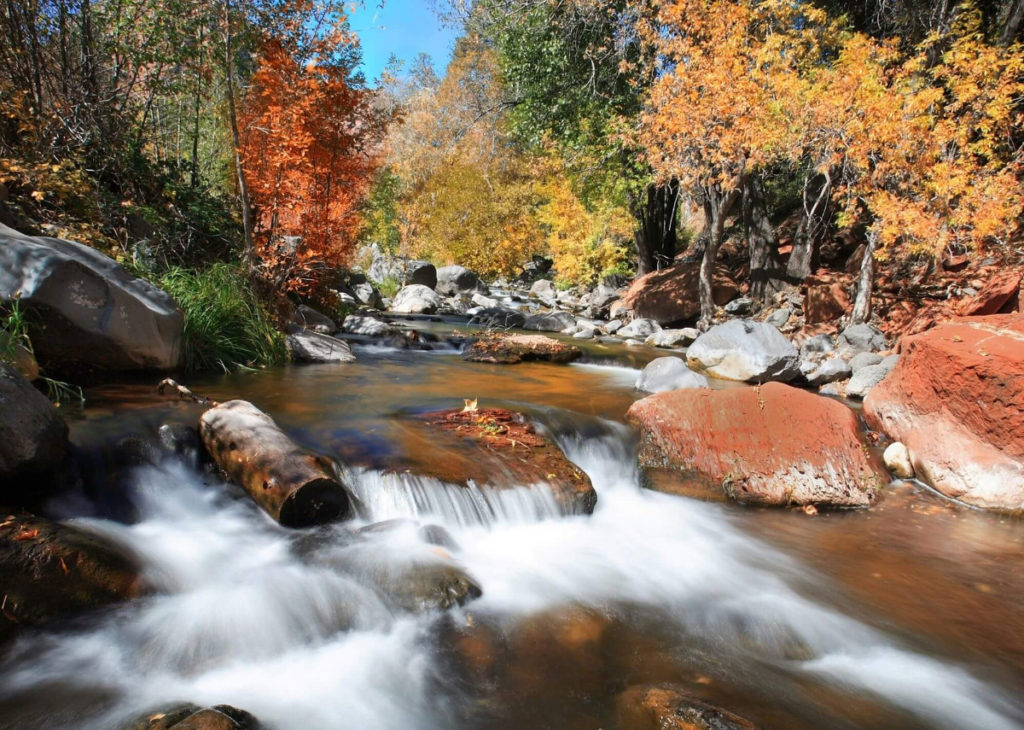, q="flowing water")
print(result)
[2,323,1023,729]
